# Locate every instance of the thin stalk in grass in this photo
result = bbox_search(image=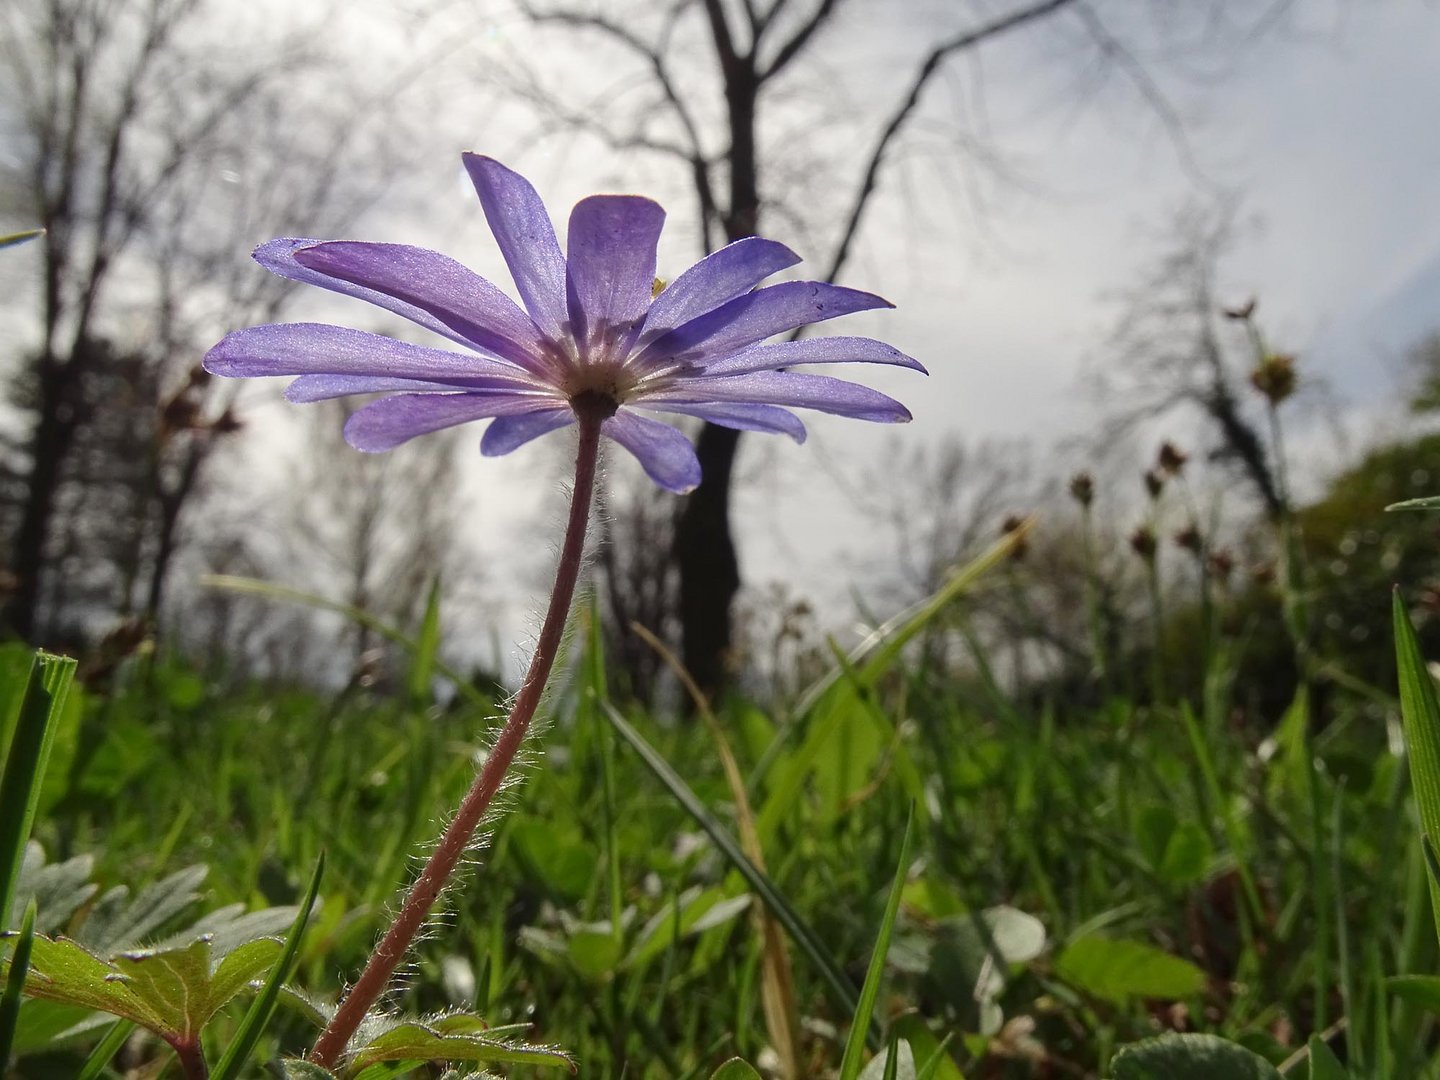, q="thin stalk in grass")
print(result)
[0,899,36,1071]
[1078,499,1109,689]
[310,408,605,1068]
